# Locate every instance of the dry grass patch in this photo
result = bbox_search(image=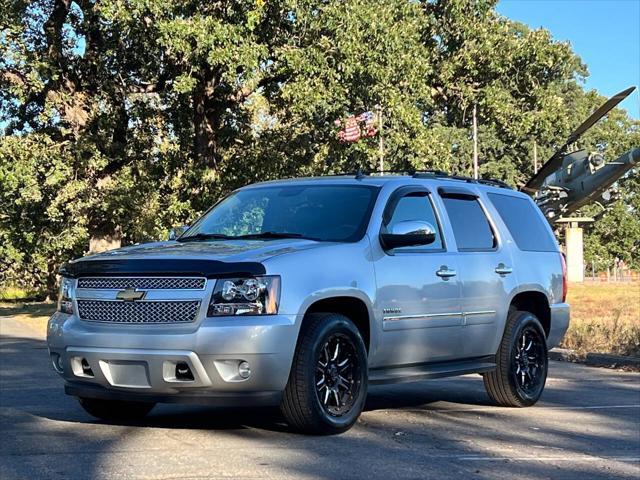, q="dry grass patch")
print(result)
[561,283,640,357]
[0,301,55,337]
